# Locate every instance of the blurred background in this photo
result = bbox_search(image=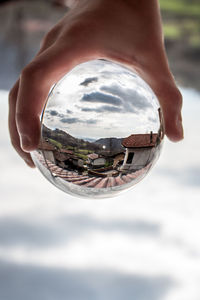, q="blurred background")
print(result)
[0,0,200,299]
